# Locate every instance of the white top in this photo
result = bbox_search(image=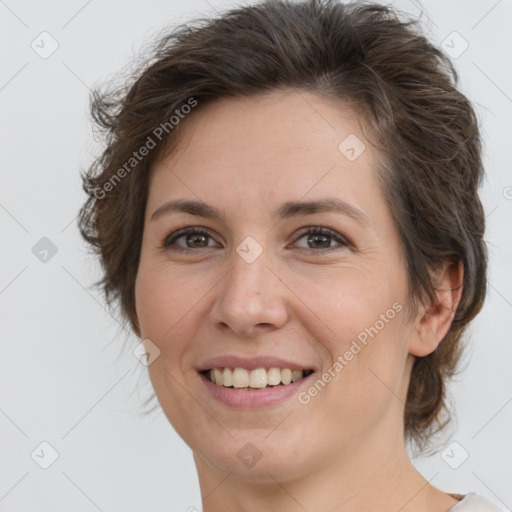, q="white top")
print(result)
[447,493,505,511]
